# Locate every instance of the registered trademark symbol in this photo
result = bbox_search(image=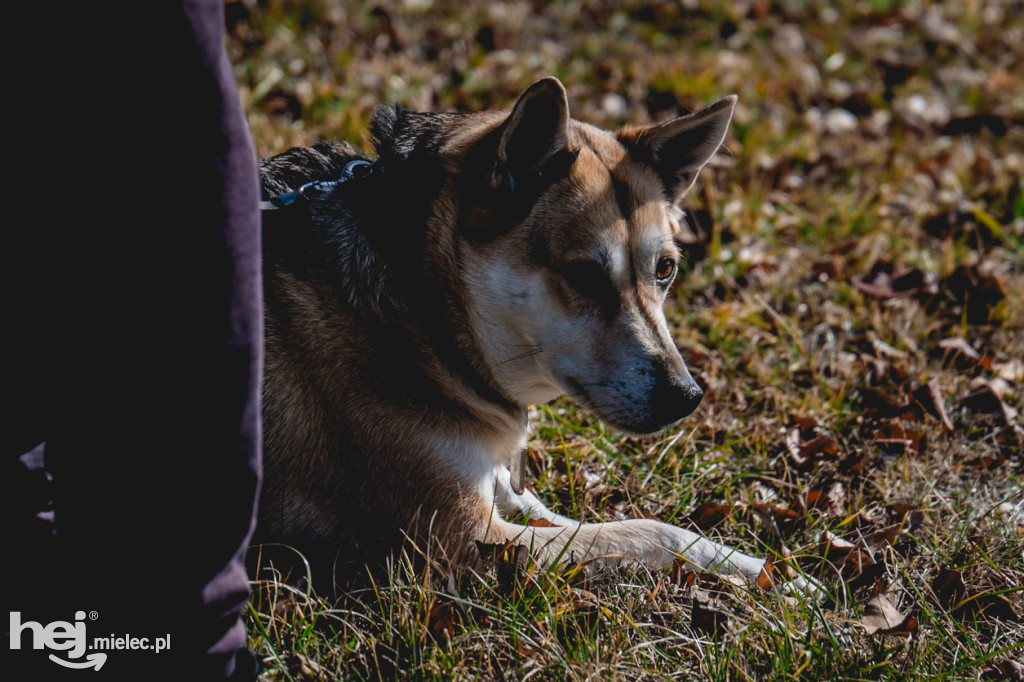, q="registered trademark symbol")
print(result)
[89,611,99,620]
